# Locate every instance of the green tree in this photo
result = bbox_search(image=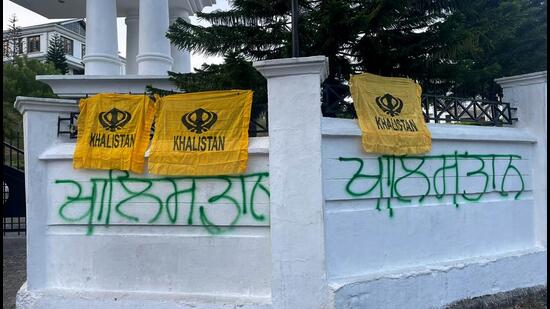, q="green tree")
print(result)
[4,14,23,62]
[46,34,69,74]
[166,0,546,115]
[167,53,268,133]
[3,56,59,140]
